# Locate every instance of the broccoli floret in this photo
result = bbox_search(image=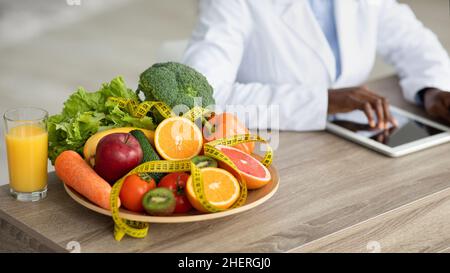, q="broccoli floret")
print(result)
[137,62,215,109]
